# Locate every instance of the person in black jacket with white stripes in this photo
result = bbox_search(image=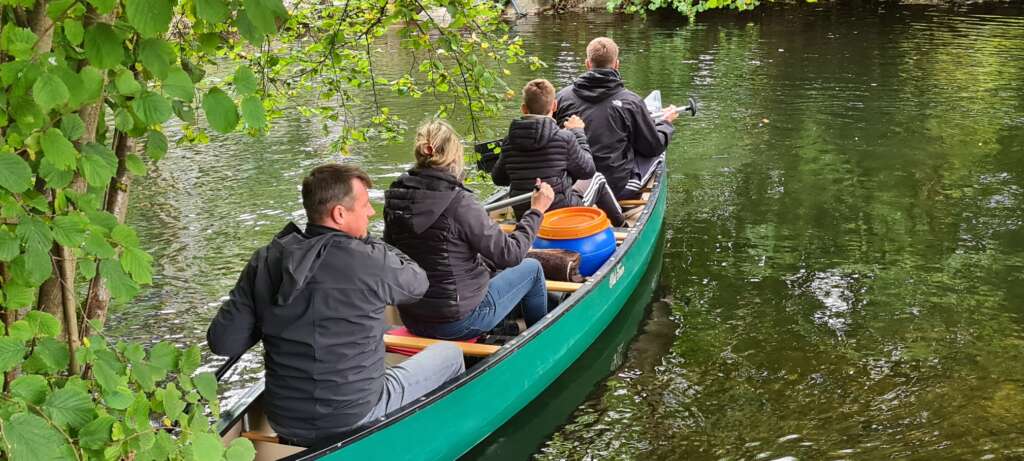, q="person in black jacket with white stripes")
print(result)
[493,78,627,227]
[555,37,679,199]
